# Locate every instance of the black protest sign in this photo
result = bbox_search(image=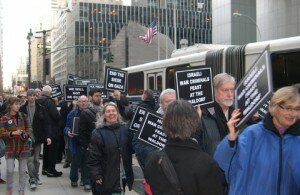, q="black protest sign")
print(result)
[51,85,63,98]
[174,66,214,107]
[104,67,128,93]
[75,78,97,86]
[64,85,88,101]
[67,74,82,85]
[71,117,80,135]
[129,106,147,132]
[258,99,271,119]
[138,112,166,149]
[235,47,273,128]
[88,83,108,100]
